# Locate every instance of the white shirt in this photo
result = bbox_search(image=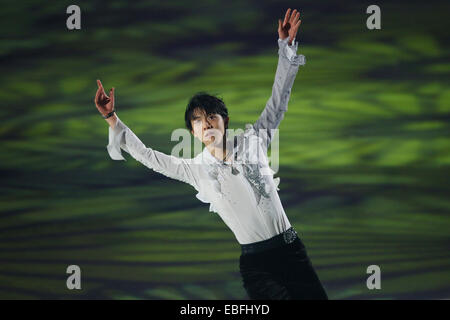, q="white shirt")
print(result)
[106,37,306,244]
